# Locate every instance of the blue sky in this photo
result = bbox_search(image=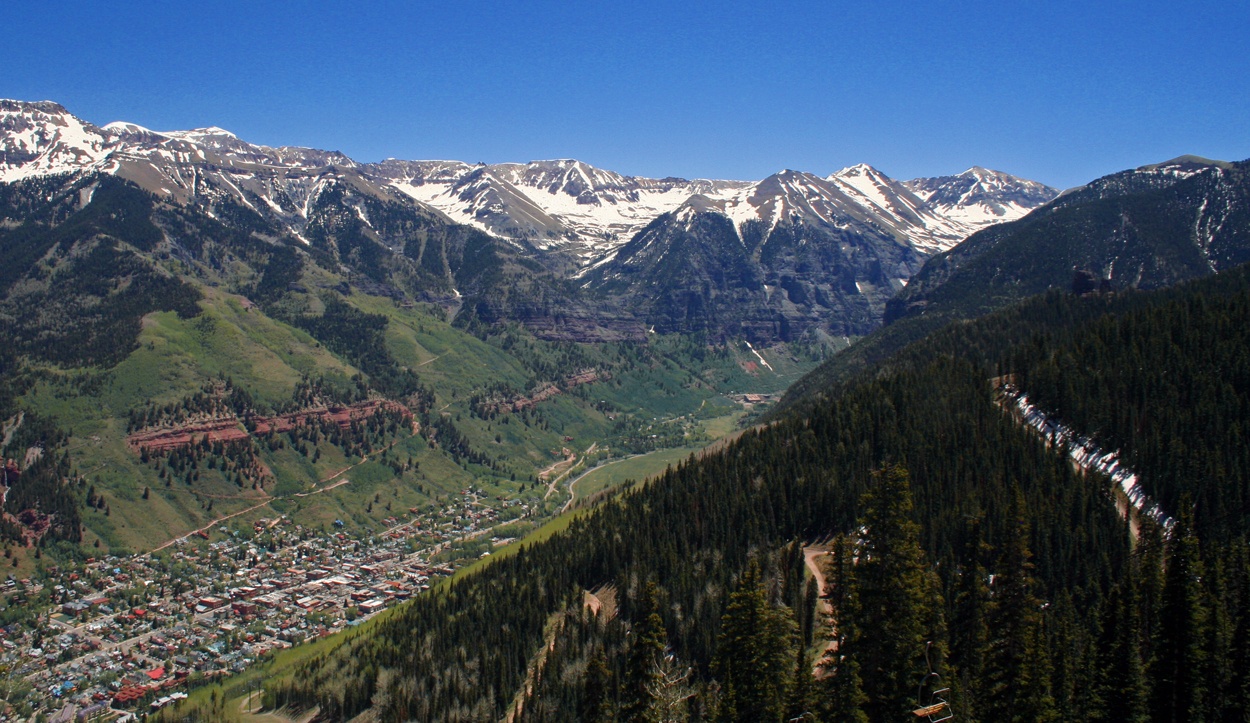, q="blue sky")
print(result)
[6,0,1248,188]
